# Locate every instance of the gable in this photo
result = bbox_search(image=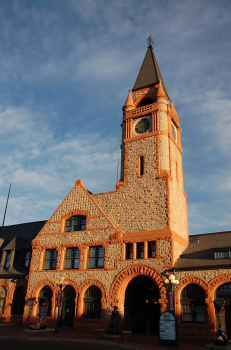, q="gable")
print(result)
[38,180,117,236]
